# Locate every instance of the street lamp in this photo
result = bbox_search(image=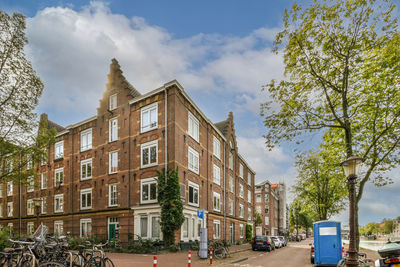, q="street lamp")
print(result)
[340,156,364,267]
[33,198,42,230]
